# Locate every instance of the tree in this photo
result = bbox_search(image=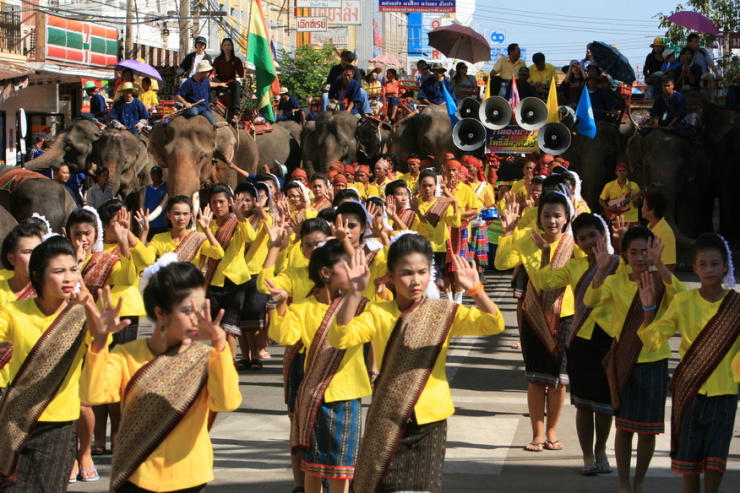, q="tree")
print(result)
[655,1,740,85]
[277,44,337,100]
